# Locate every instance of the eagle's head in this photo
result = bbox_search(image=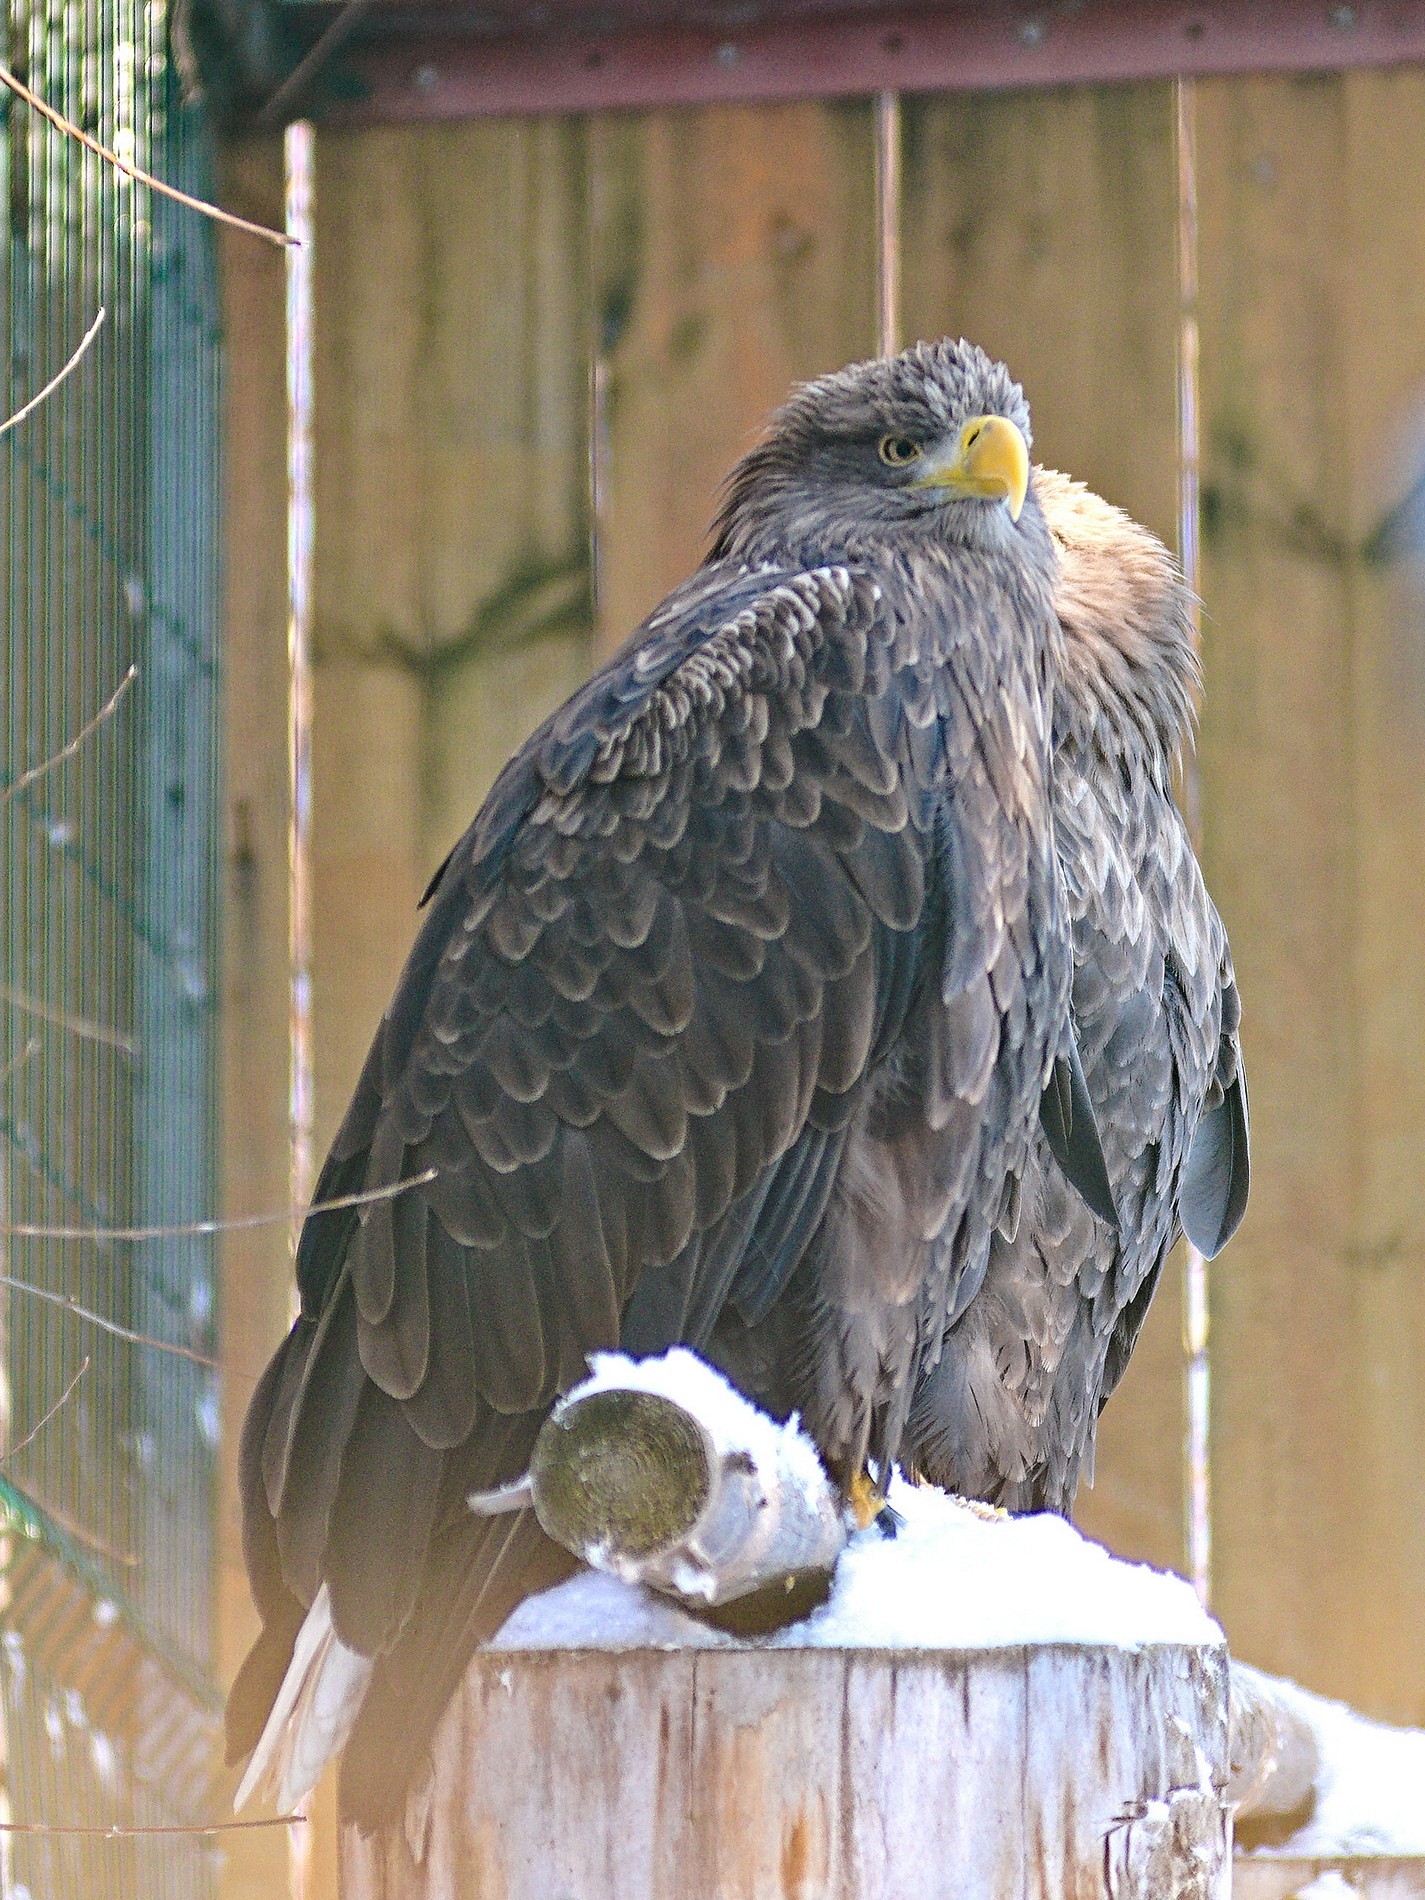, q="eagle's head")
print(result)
[711,338,1037,567]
